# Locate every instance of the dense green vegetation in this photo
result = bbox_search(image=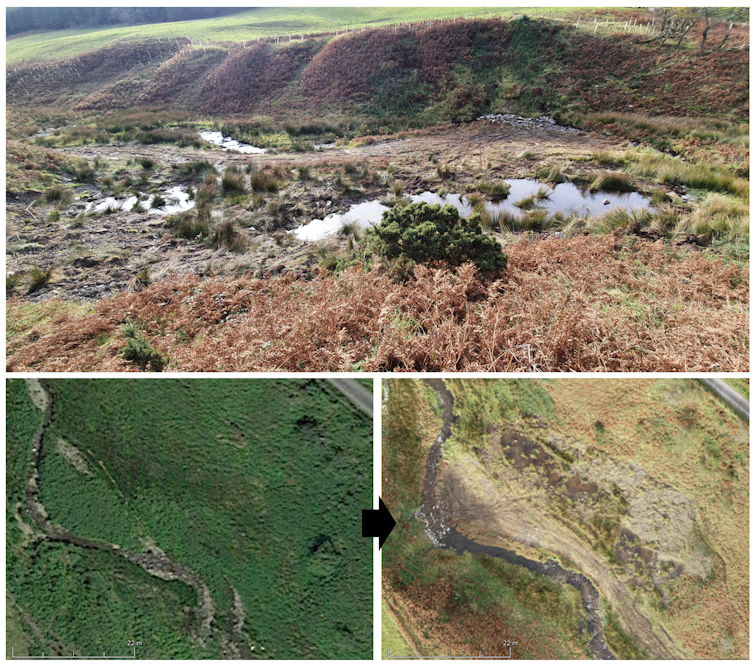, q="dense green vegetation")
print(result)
[723,378,749,400]
[7,379,372,659]
[445,379,554,449]
[6,7,244,36]
[369,202,508,279]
